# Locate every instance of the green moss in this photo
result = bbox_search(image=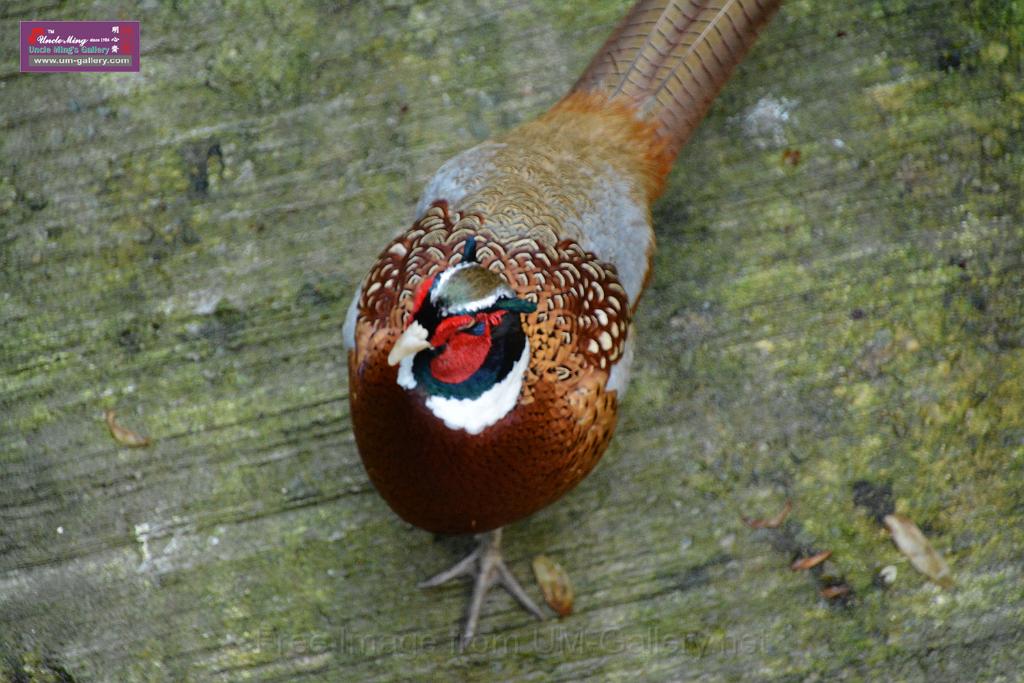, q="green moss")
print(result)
[0,650,78,683]
[202,0,320,109]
